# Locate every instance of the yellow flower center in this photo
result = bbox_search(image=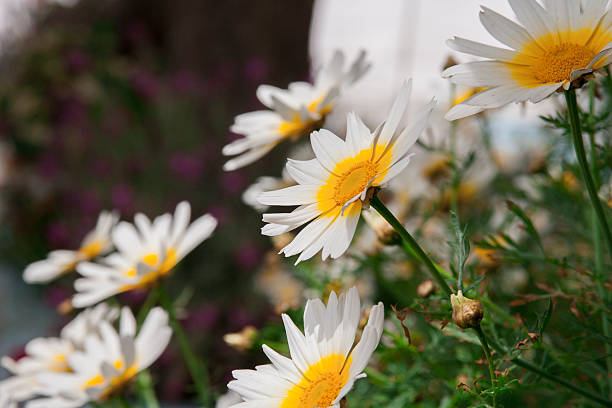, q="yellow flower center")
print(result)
[281,354,351,408]
[78,241,103,258]
[532,43,596,83]
[121,249,178,292]
[509,28,612,88]
[278,95,332,139]
[83,360,139,401]
[316,144,392,218]
[49,354,72,372]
